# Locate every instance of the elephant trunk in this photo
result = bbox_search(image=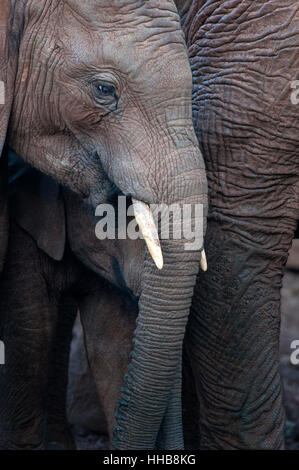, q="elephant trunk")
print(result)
[113,164,207,449]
